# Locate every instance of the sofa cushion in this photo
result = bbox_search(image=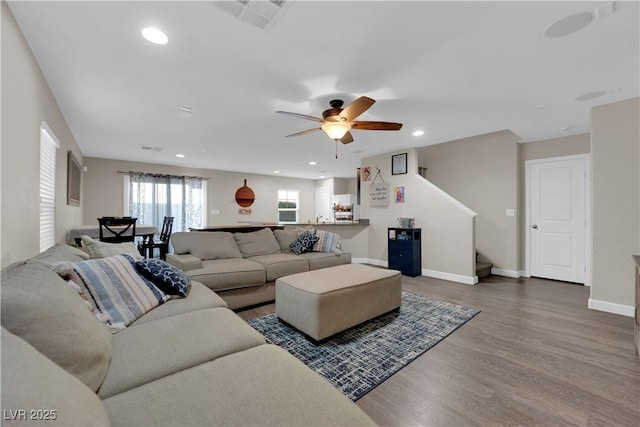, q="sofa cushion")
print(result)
[171,231,242,260]
[248,254,309,281]
[165,253,203,271]
[299,251,352,270]
[131,281,227,325]
[30,243,89,267]
[98,307,265,398]
[135,259,191,297]
[273,229,298,253]
[1,261,112,392]
[1,328,112,427]
[66,255,168,331]
[234,228,281,257]
[290,230,319,255]
[312,229,343,254]
[80,235,142,259]
[188,258,266,292]
[103,344,375,427]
